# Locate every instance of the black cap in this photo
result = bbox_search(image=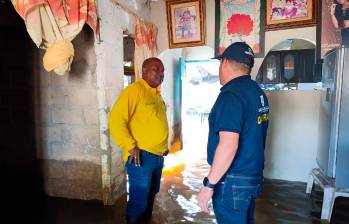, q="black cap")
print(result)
[213,42,255,68]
